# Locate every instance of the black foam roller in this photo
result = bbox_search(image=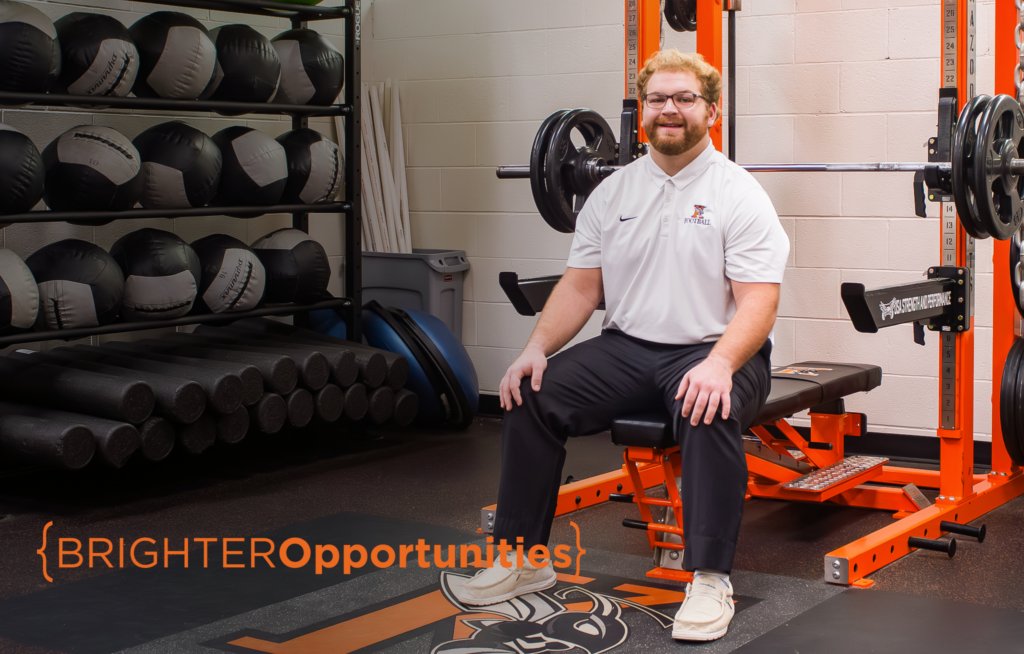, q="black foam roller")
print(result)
[10,349,206,424]
[217,406,249,444]
[64,345,242,415]
[285,387,313,427]
[367,386,394,425]
[313,383,343,422]
[99,341,262,406]
[343,382,367,420]
[138,416,174,461]
[249,393,286,434]
[0,356,153,424]
[139,335,297,394]
[0,415,94,469]
[177,411,216,454]
[0,400,139,468]
[392,389,418,427]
